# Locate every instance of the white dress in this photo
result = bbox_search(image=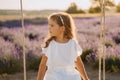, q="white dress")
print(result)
[42,39,82,80]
